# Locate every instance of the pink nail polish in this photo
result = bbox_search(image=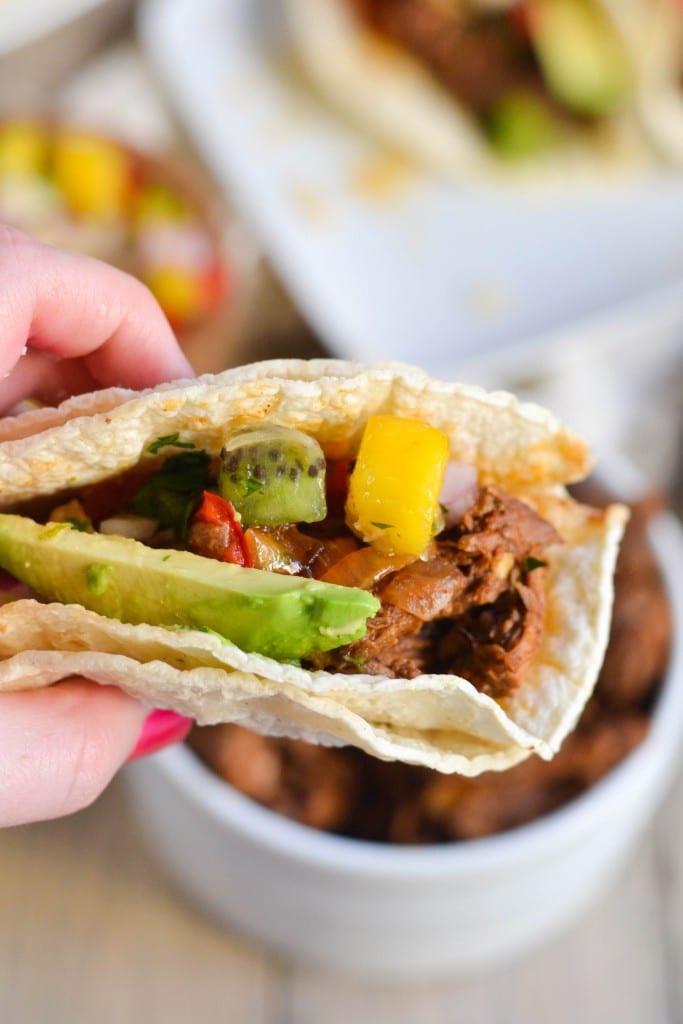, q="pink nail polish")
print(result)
[128,709,193,761]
